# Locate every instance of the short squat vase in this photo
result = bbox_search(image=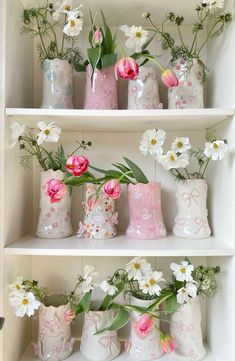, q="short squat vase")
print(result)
[80,310,121,361]
[168,58,203,109]
[77,184,118,239]
[128,66,163,109]
[126,182,167,240]
[33,303,75,361]
[170,297,206,361]
[126,297,162,361]
[36,170,73,238]
[173,179,211,239]
[84,65,118,109]
[41,58,74,109]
